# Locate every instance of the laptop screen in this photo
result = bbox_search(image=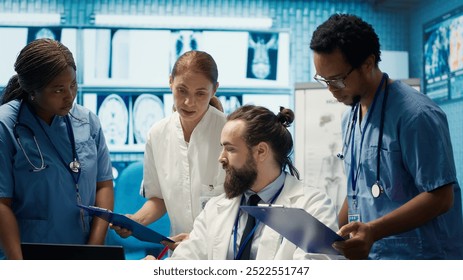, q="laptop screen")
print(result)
[21,243,125,260]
